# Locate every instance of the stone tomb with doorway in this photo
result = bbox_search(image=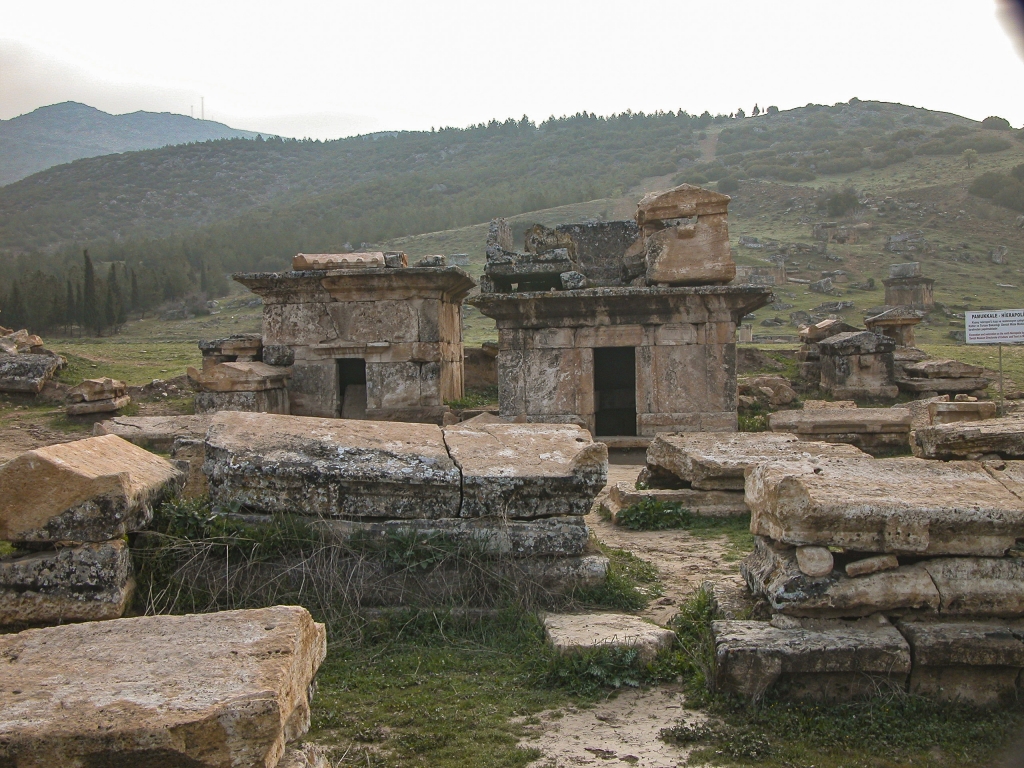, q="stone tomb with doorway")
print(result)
[234,253,476,424]
[471,185,773,439]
